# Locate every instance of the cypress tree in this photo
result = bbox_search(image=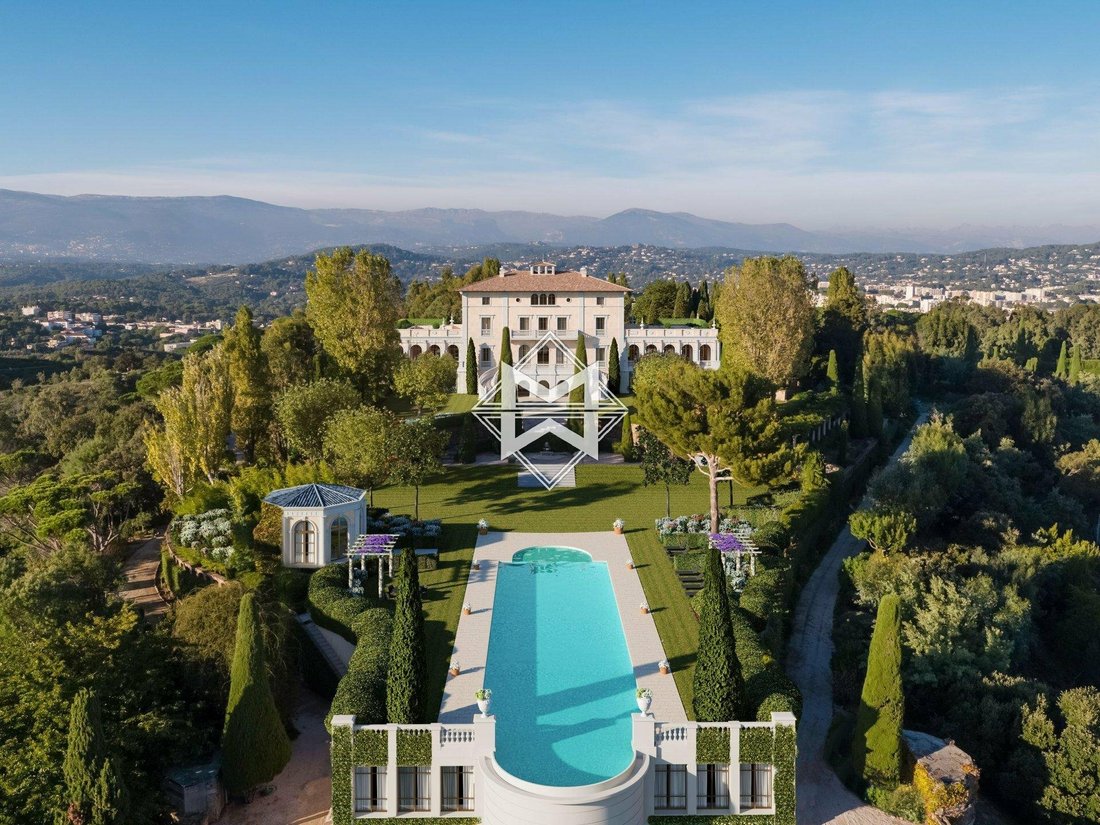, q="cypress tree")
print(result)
[222,592,291,795]
[465,338,478,395]
[698,281,712,321]
[457,413,478,463]
[826,349,840,394]
[608,337,621,394]
[91,758,129,825]
[850,363,868,438]
[866,364,884,438]
[693,546,744,721]
[673,281,692,318]
[568,332,588,434]
[1069,343,1083,385]
[492,327,513,403]
[619,411,635,461]
[852,594,904,791]
[60,688,106,824]
[387,547,428,723]
[1055,340,1069,379]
